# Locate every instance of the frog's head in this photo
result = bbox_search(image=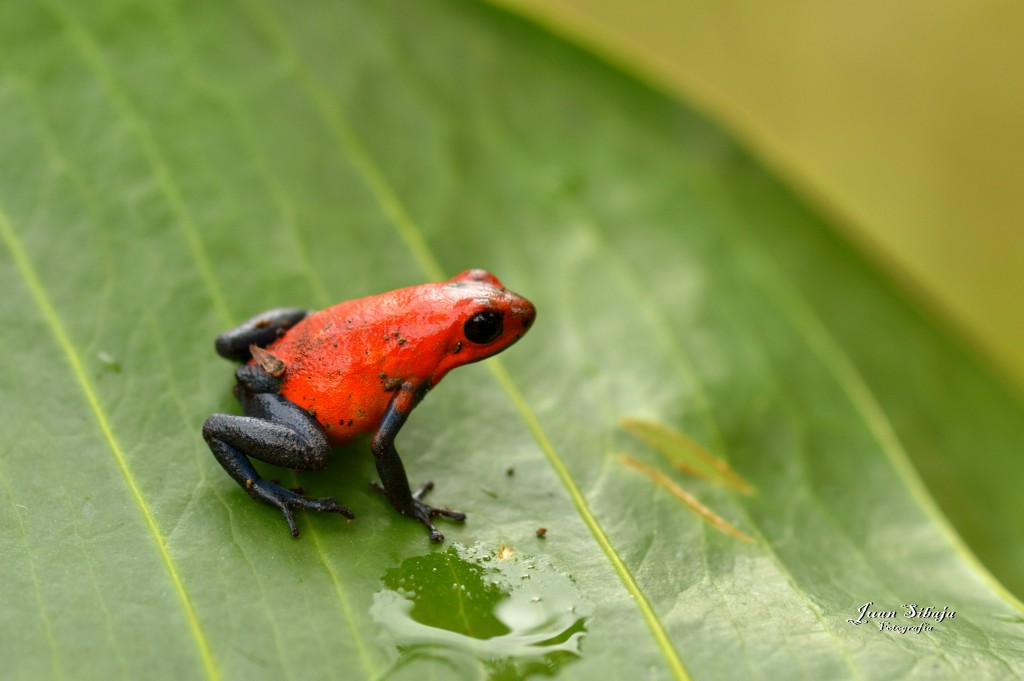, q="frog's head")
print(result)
[434,269,536,376]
